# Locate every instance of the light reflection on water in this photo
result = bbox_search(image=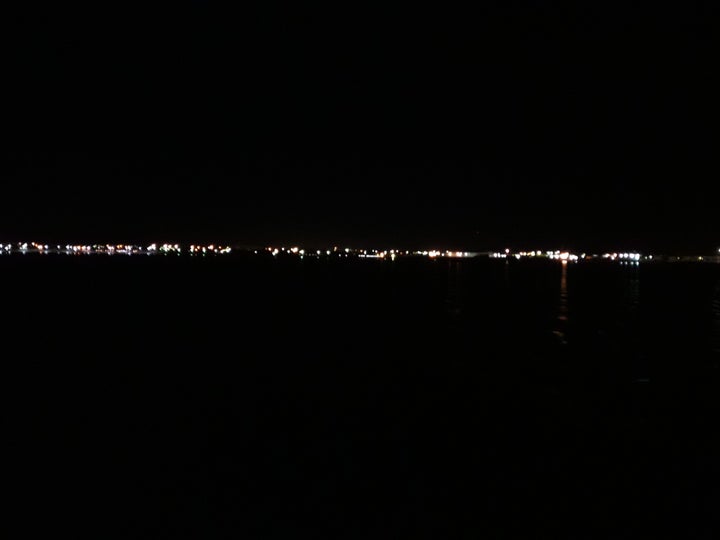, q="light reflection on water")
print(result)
[622,263,642,353]
[623,264,645,379]
[445,260,463,322]
[553,261,569,345]
[626,264,640,313]
[712,280,720,354]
